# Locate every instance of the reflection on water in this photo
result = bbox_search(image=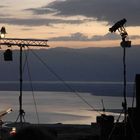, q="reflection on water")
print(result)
[0,91,134,124]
